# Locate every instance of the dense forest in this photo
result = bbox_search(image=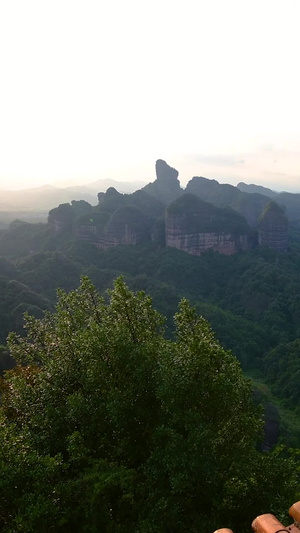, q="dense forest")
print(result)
[1,161,300,531]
